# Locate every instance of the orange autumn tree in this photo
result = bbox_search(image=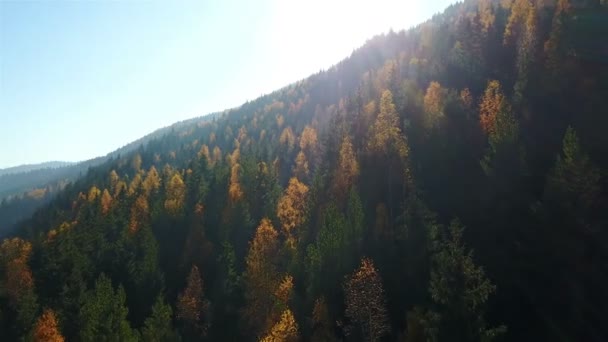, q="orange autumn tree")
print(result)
[33,309,65,342]
[479,80,507,136]
[277,177,309,248]
[0,238,38,333]
[129,195,149,233]
[243,218,281,336]
[228,142,244,203]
